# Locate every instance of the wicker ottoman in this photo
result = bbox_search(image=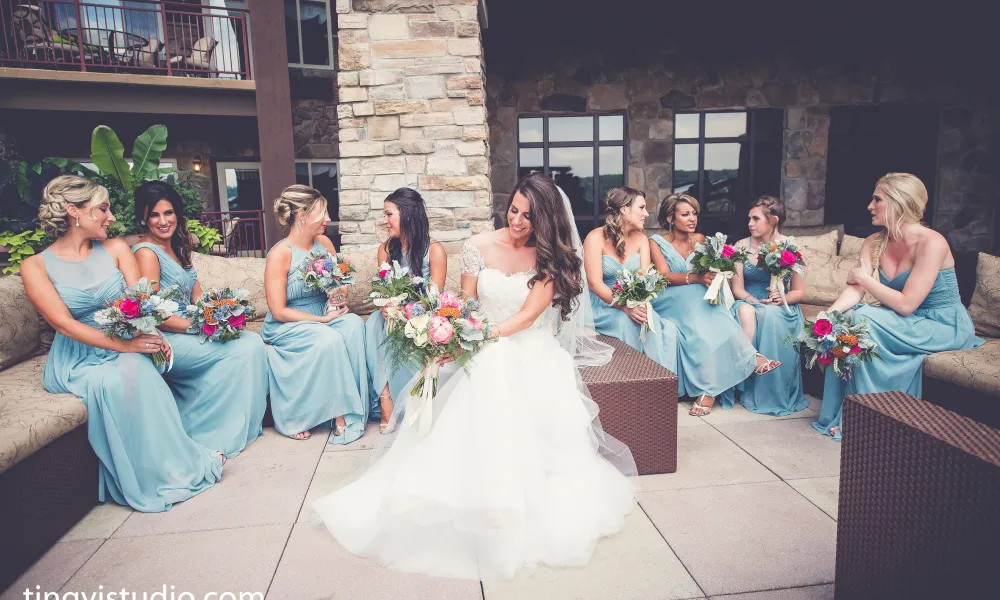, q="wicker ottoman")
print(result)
[836,392,1000,600]
[581,336,678,476]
